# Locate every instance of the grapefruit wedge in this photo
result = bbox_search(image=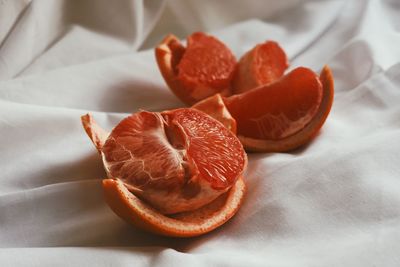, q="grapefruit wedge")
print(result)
[232,41,289,94]
[193,66,334,152]
[226,65,334,152]
[155,33,236,105]
[81,108,247,237]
